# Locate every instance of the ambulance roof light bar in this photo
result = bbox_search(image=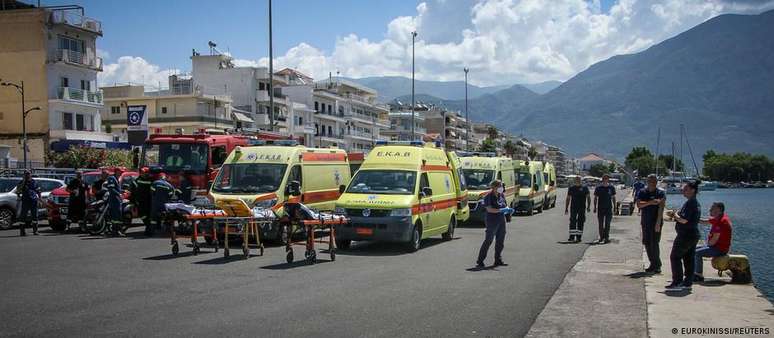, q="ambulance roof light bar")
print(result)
[375,140,424,147]
[456,151,497,157]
